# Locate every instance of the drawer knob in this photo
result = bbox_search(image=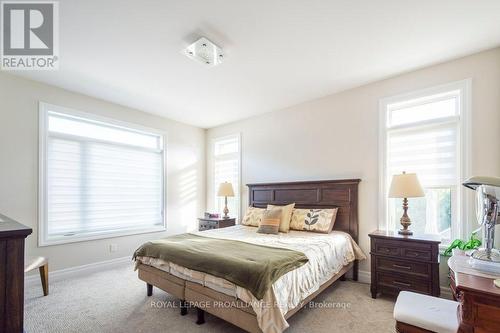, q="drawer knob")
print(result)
[393,264,411,270]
